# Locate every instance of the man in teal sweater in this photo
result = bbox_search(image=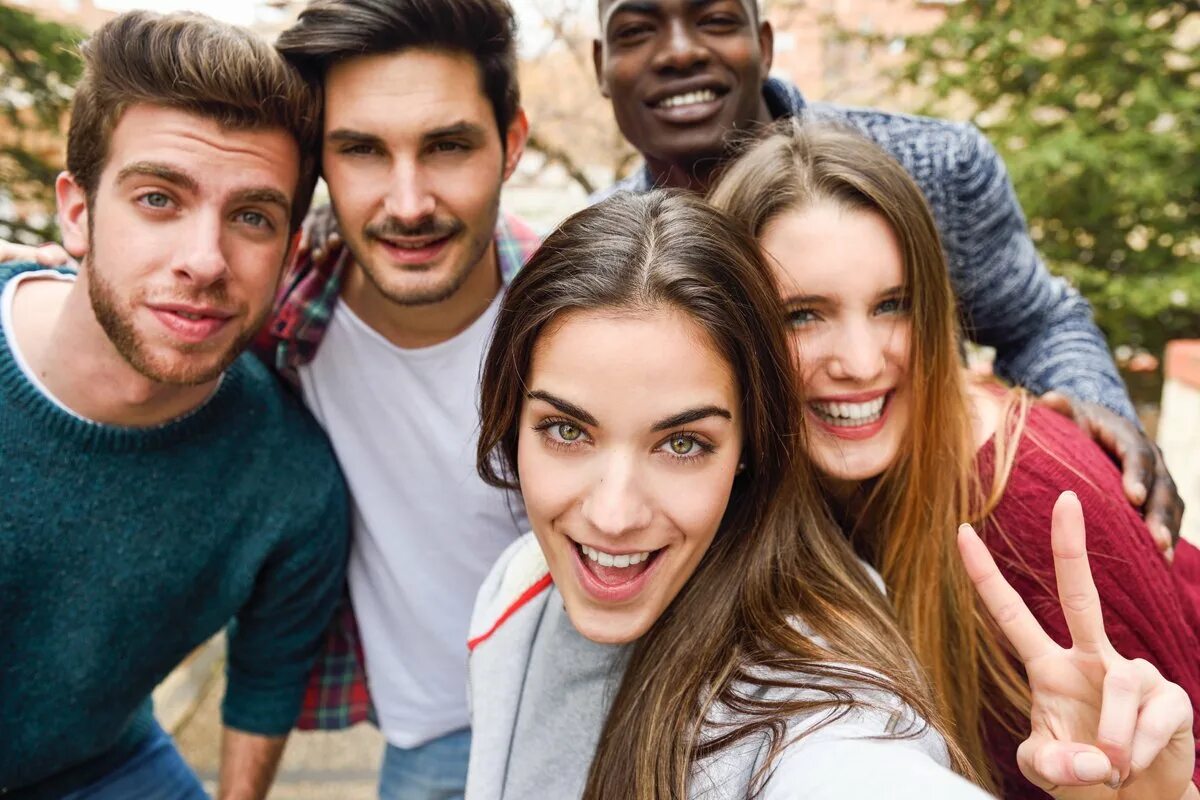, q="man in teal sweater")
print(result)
[0,11,348,800]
